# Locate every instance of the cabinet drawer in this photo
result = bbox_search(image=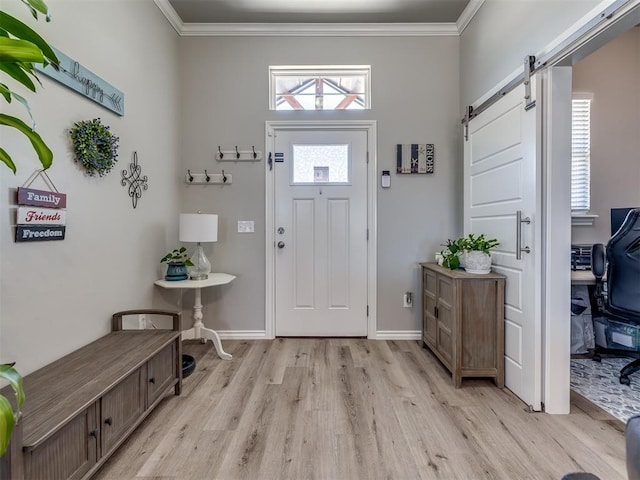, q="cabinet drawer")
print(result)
[147,342,177,406]
[25,405,97,480]
[101,369,144,454]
